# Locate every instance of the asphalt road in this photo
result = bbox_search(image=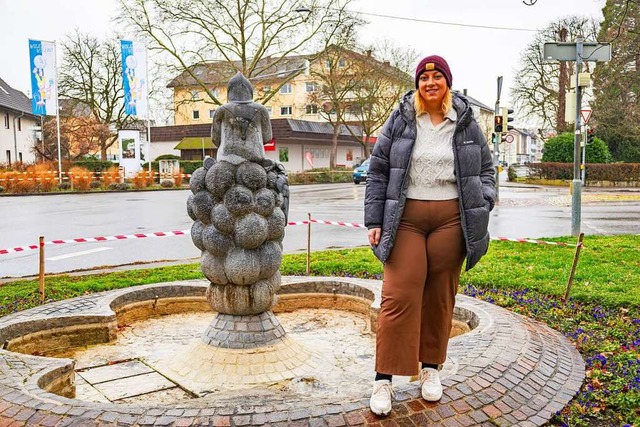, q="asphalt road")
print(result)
[1,183,639,278]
